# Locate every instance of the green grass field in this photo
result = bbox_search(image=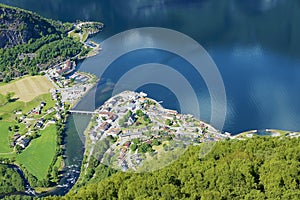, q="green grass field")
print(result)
[0,76,59,181]
[82,32,88,42]
[0,93,55,122]
[16,125,57,180]
[0,121,14,153]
